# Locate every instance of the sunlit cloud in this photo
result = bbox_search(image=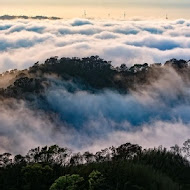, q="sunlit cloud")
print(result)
[1,66,190,154]
[0,18,190,72]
